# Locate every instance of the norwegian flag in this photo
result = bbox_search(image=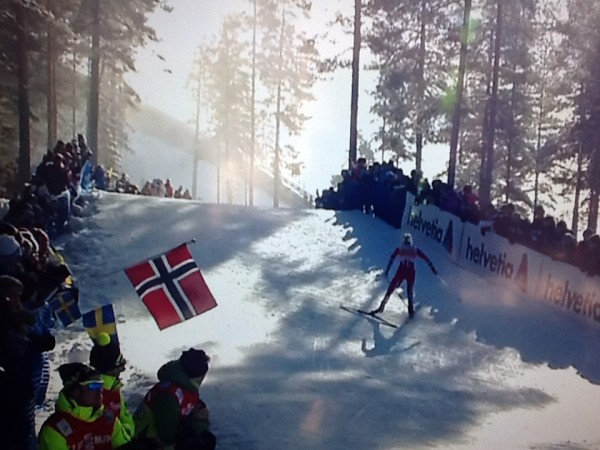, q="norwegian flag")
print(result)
[124,243,217,330]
